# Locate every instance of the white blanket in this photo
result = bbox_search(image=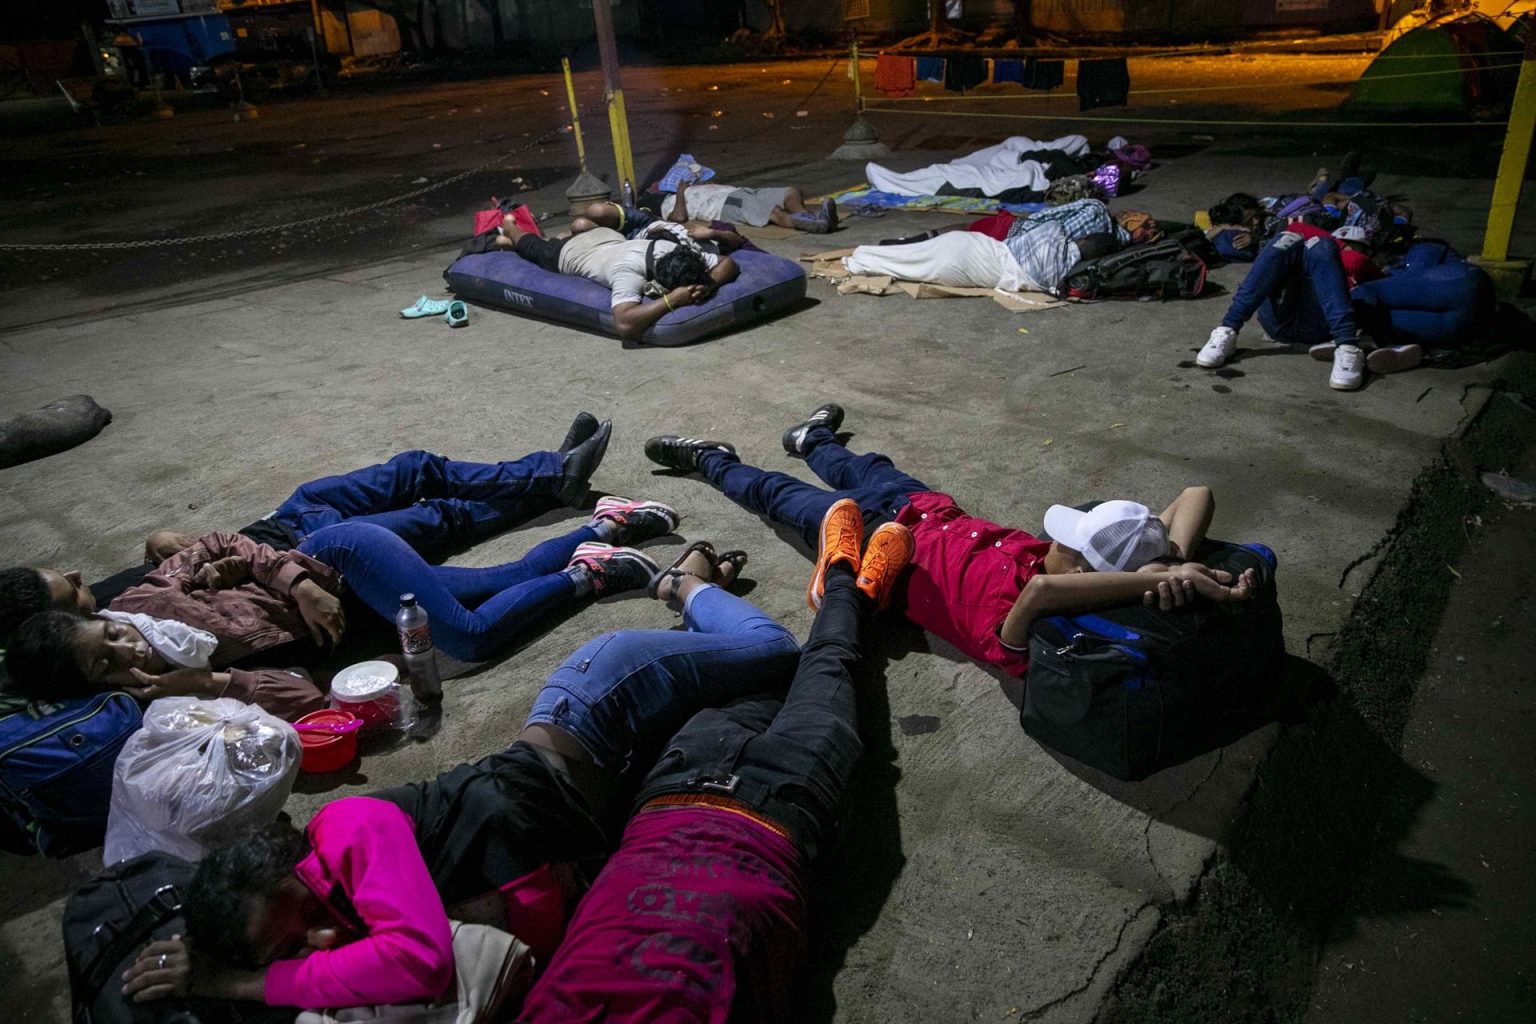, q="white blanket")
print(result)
[844,233,1029,293]
[865,134,1091,198]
